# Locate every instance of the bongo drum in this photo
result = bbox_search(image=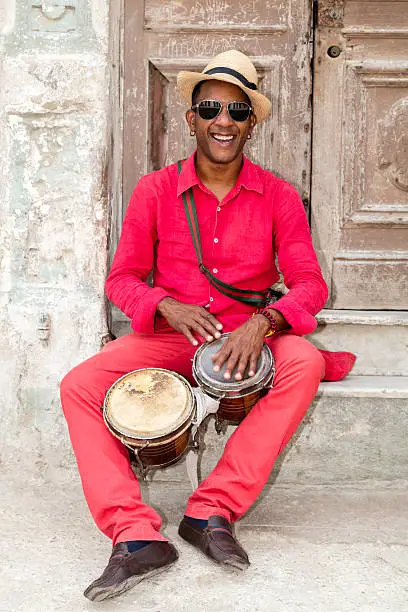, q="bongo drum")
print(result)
[103,368,196,476]
[193,333,275,427]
